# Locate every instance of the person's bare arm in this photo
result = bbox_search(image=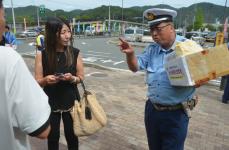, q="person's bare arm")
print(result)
[29,119,51,139]
[36,125,51,139]
[35,52,58,87]
[76,54,84,81]
[35,52,46,86]
[119,37,138,72]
